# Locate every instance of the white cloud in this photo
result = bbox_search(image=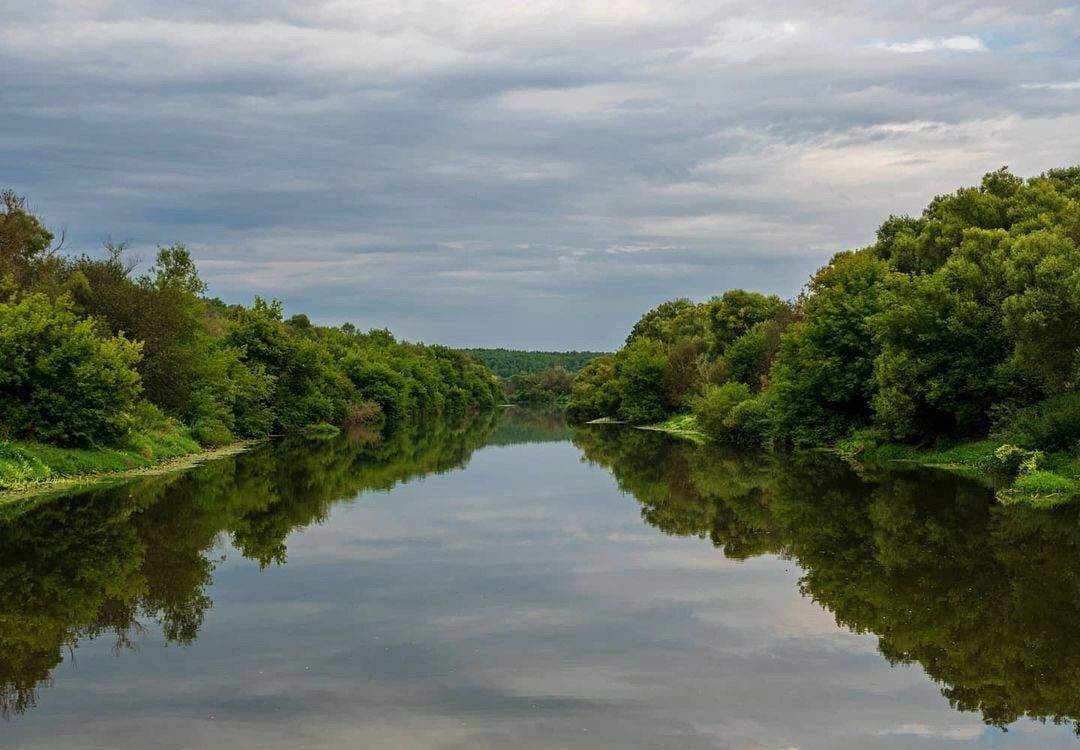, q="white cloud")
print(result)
[1021,80,1080,90]
[874,35,987,53]
[492,83,659,119]
[1,0,1077,347]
